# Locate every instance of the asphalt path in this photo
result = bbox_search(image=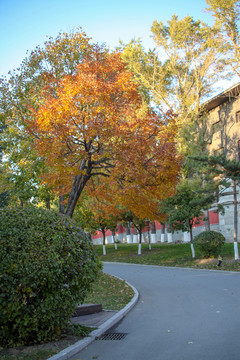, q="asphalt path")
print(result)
[70,263,240,360]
